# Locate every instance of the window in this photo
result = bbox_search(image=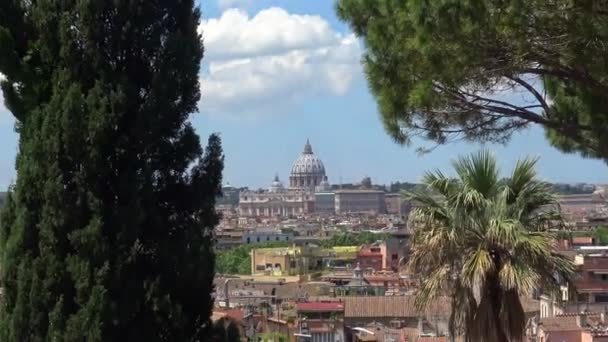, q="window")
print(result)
[266,236,270,241]
[602,274,608,281]
[276,236,279,241]
[256,237,260,242]
[247,237,251,243]
[391,254,398,260]
[256,265,266,271]
[390,320,402,329]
